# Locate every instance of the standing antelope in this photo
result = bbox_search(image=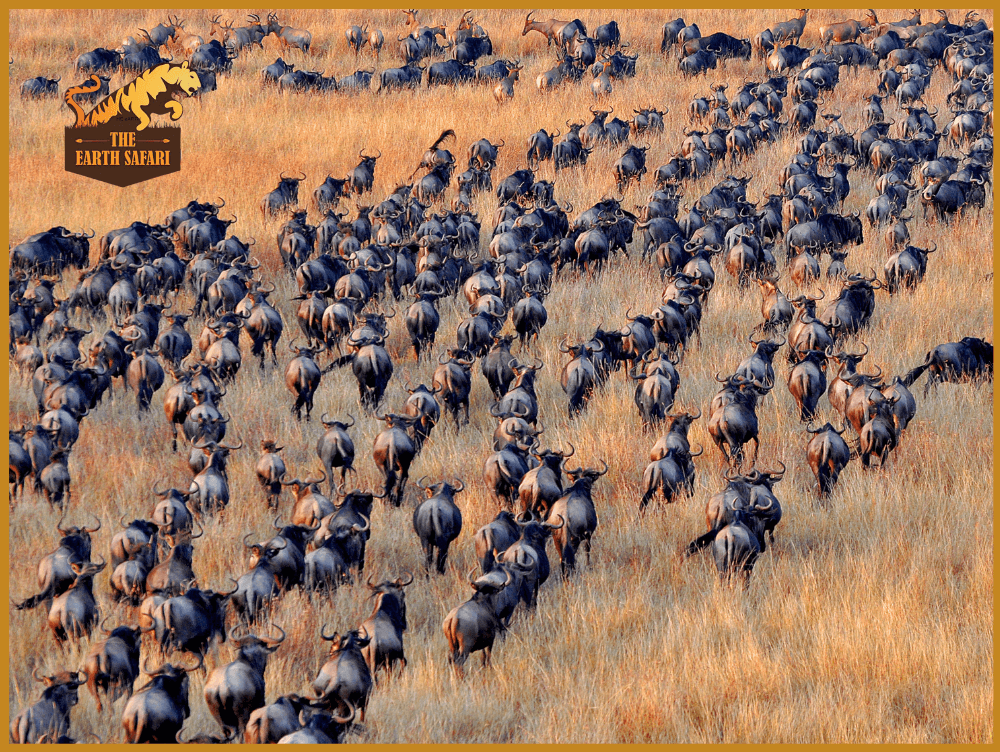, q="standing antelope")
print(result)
[771,9,809,46]
[493,62,522,104]
[266,12,312,56]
